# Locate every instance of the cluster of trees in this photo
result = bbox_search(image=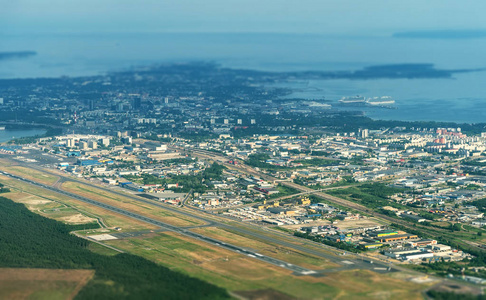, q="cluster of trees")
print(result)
[0,183,10,194]
[247,154,337,171]
[427,290,486,300]
[246,153,285,171]
[469,198,486,213]
[410,258,486,282]
[123,163,226,193]
[163,157,195,165]
[328,183,405,210]
[124,173,206,193]
[202,163,225,181]
[0,197,229,299]
[267,184,299,200]
[292,158,336,167]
